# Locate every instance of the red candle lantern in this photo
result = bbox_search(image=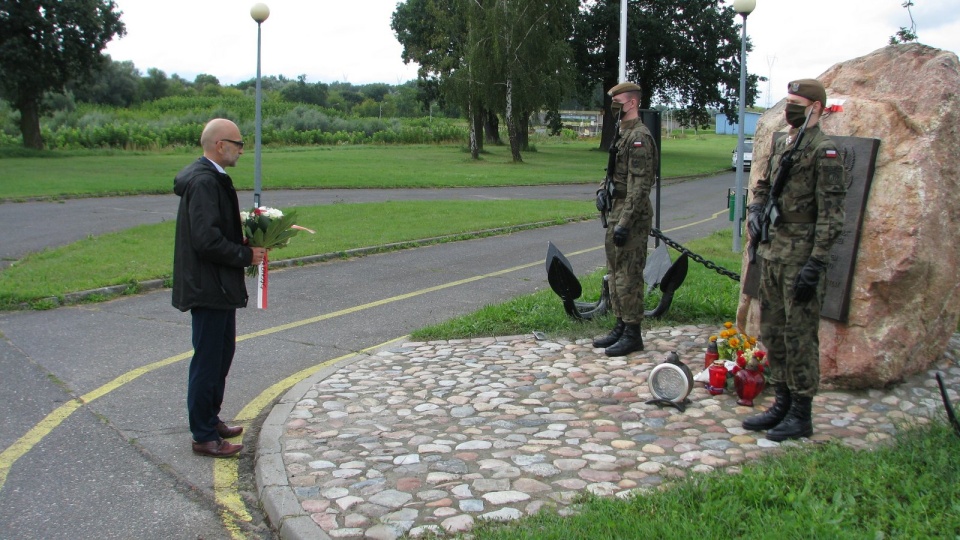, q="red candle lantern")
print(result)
[704,340,720,369]
[707,360,727,395]
[734,366,766,406]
